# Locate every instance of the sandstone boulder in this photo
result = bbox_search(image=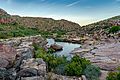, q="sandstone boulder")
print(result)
[0,44,17,68]
[50,44,63,51]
